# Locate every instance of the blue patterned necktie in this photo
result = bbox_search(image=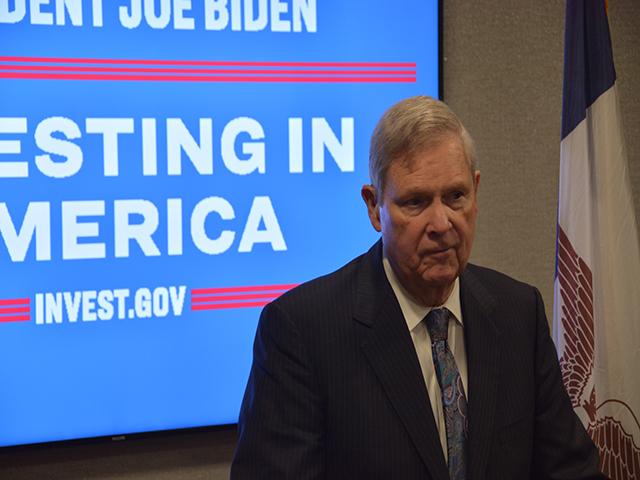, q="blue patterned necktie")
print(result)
[425,307,468,480]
